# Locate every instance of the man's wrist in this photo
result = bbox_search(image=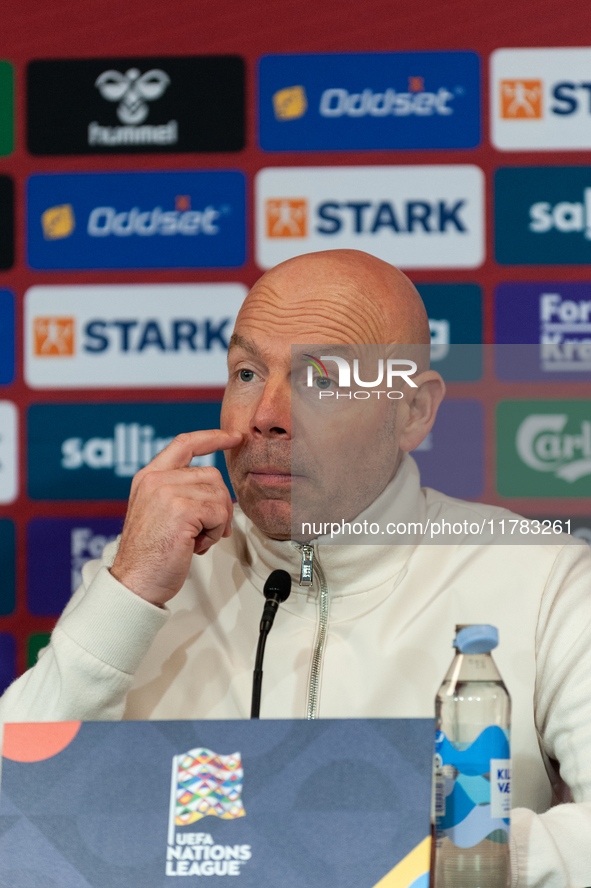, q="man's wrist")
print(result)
[108,566,166,609]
